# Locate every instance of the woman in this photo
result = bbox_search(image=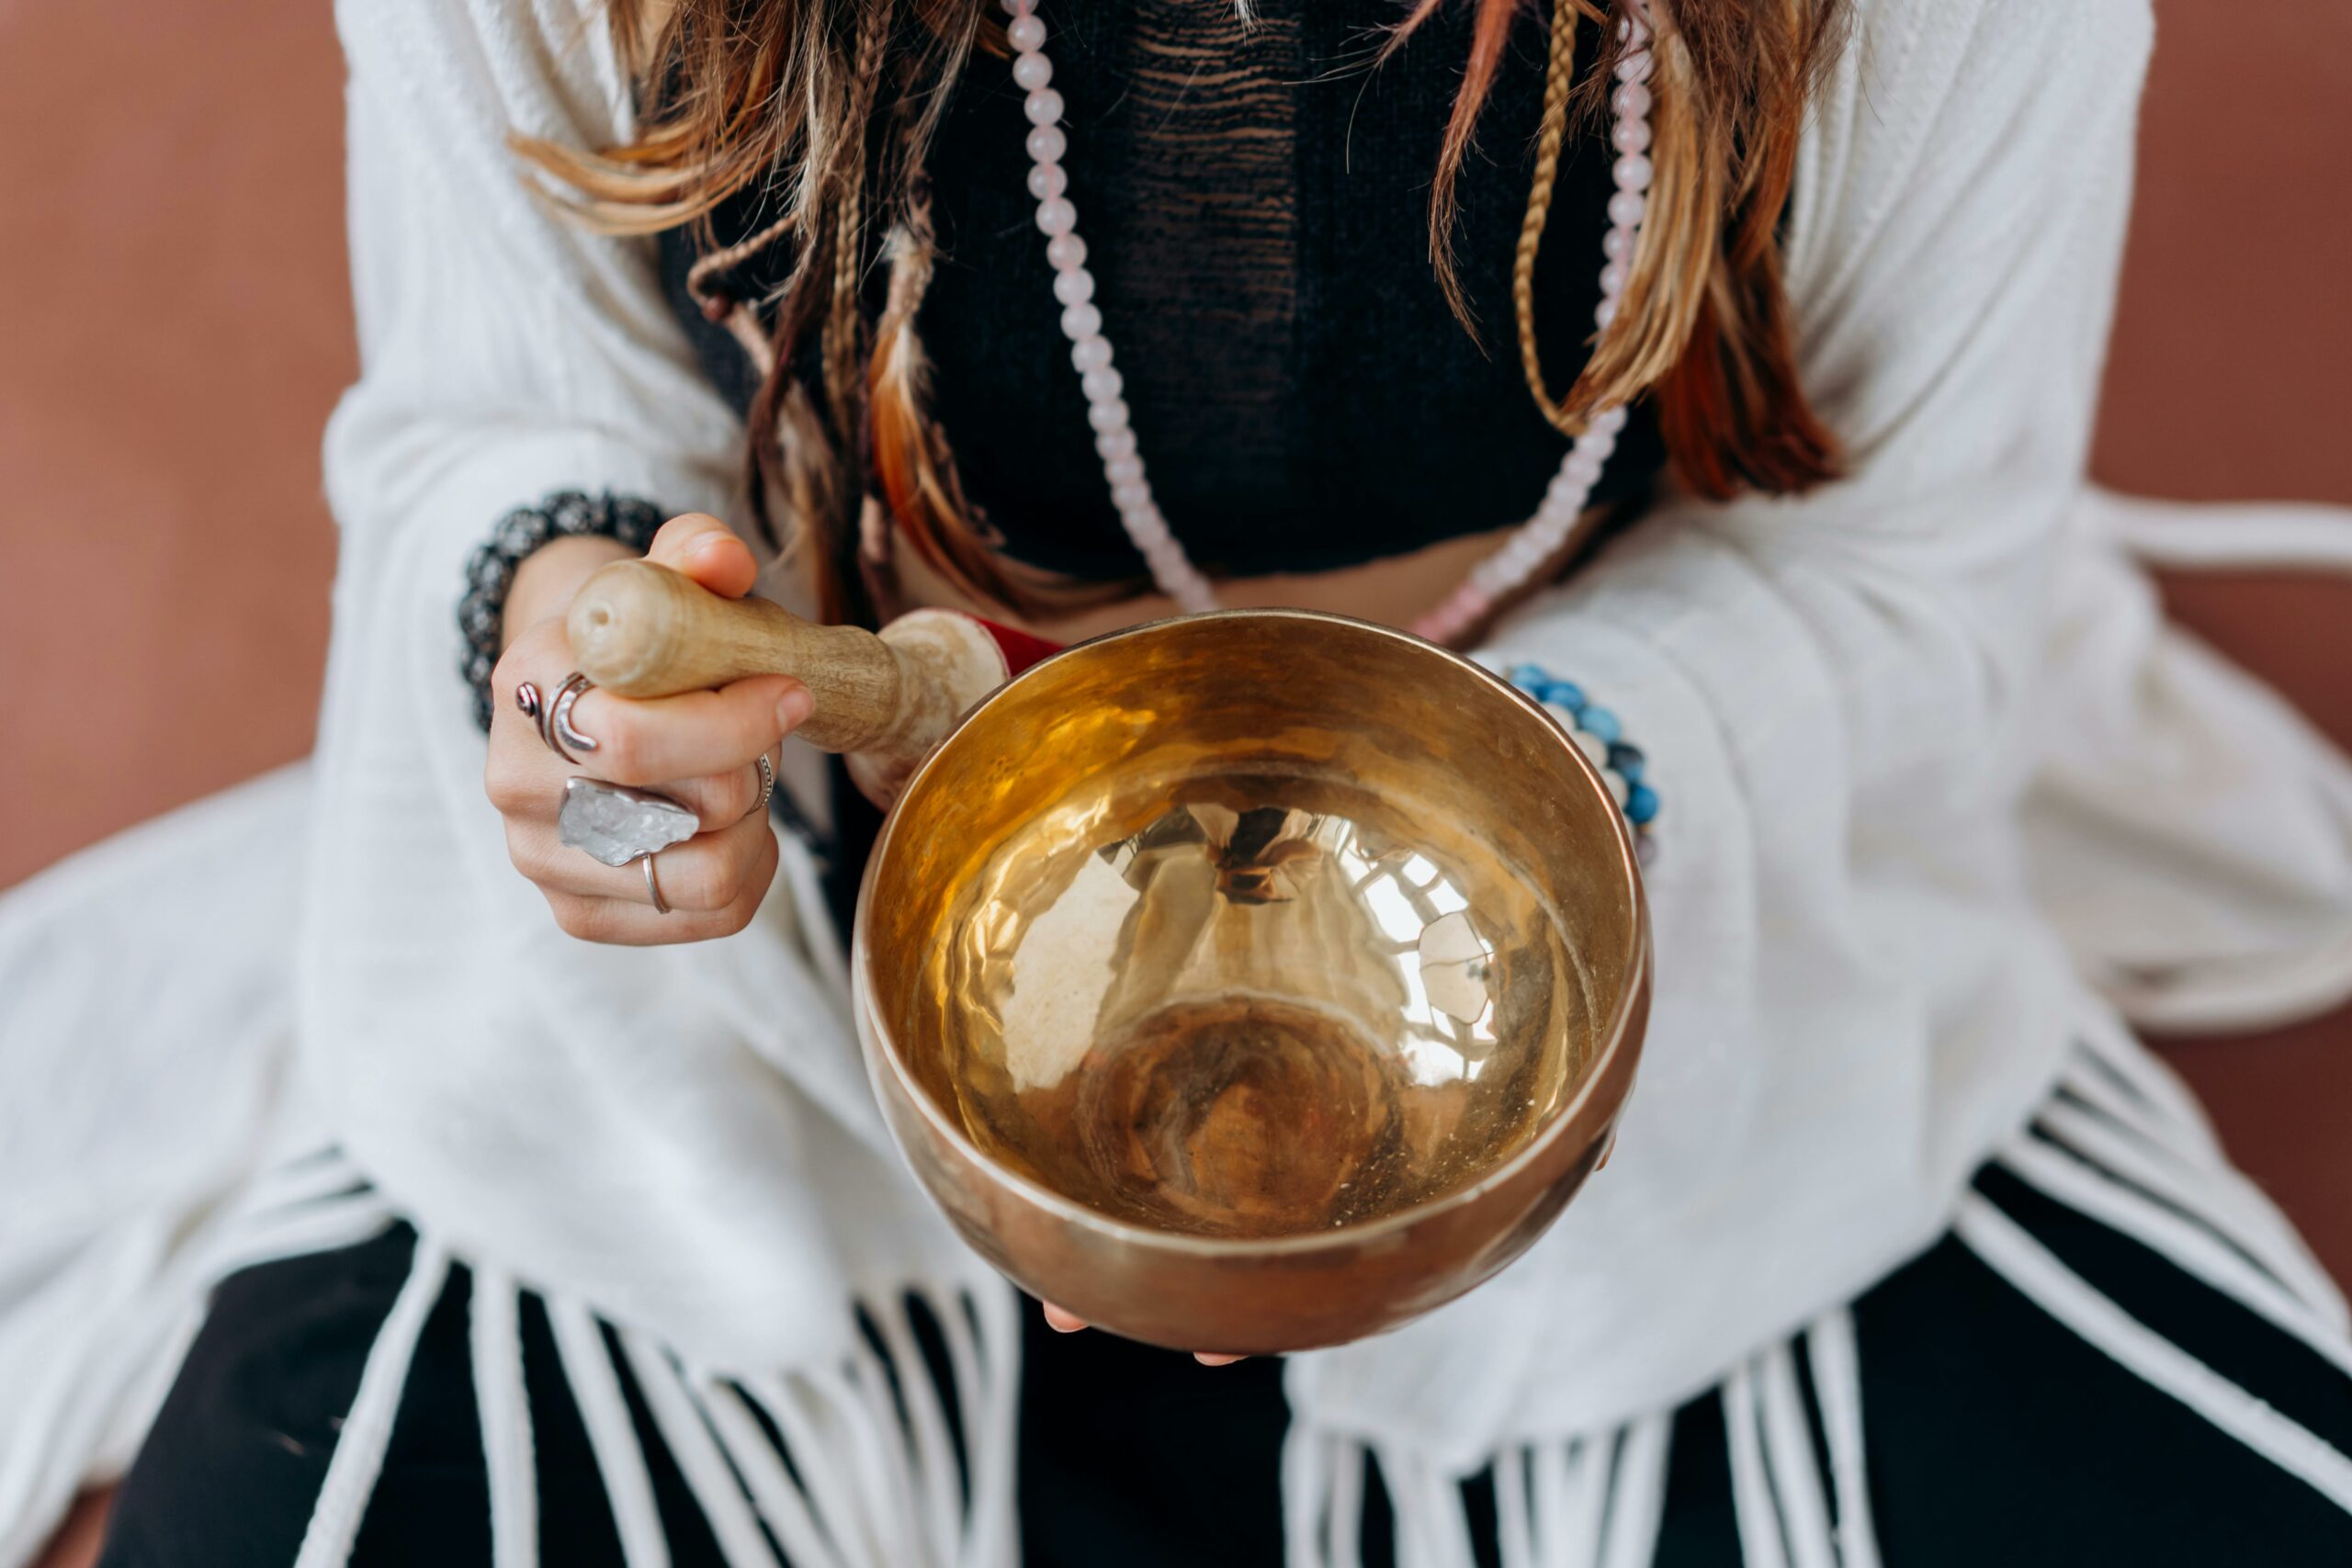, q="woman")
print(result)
[27,0,2352,1562]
